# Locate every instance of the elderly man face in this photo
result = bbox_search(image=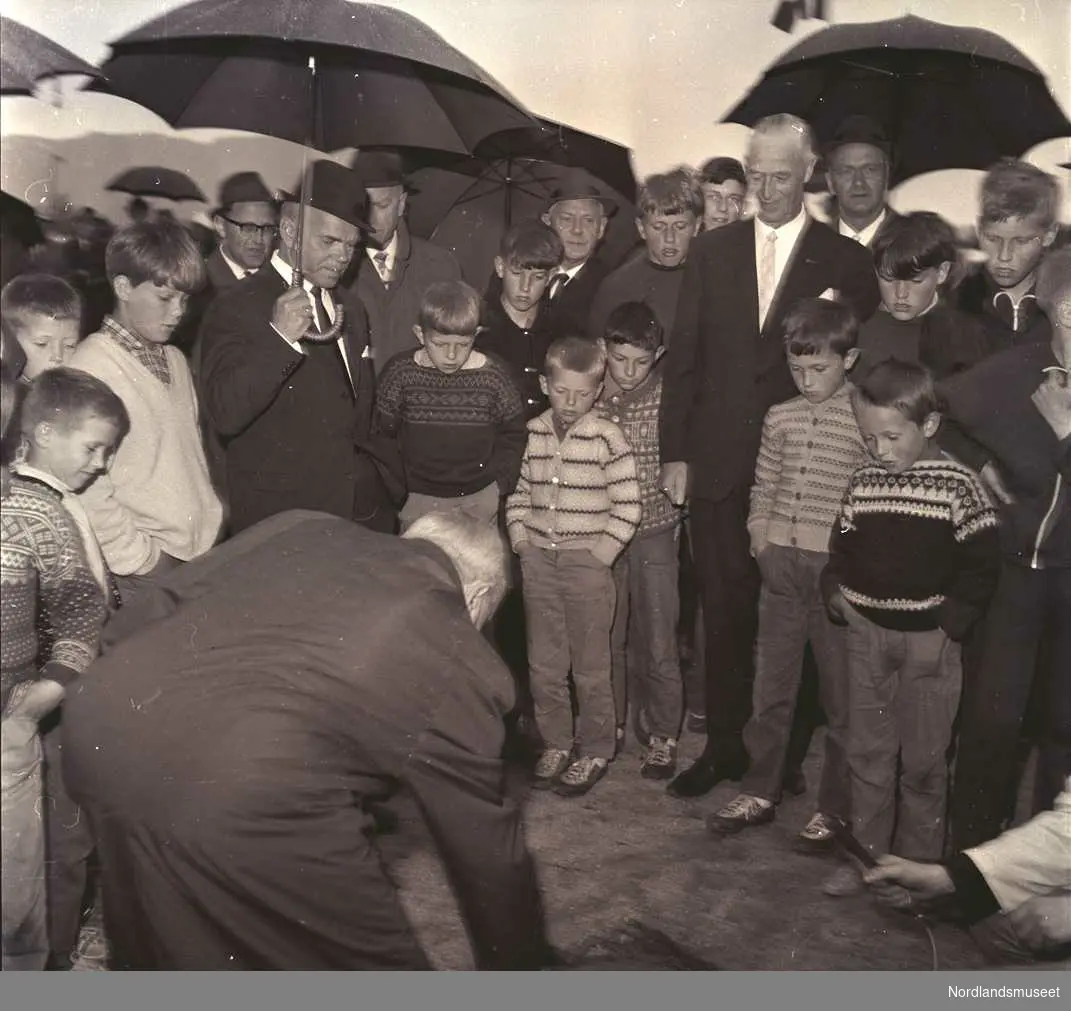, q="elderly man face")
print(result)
[543,198,607,269]
[279,204,360,290]
[745,129,815,229]
[826,143,889,229]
